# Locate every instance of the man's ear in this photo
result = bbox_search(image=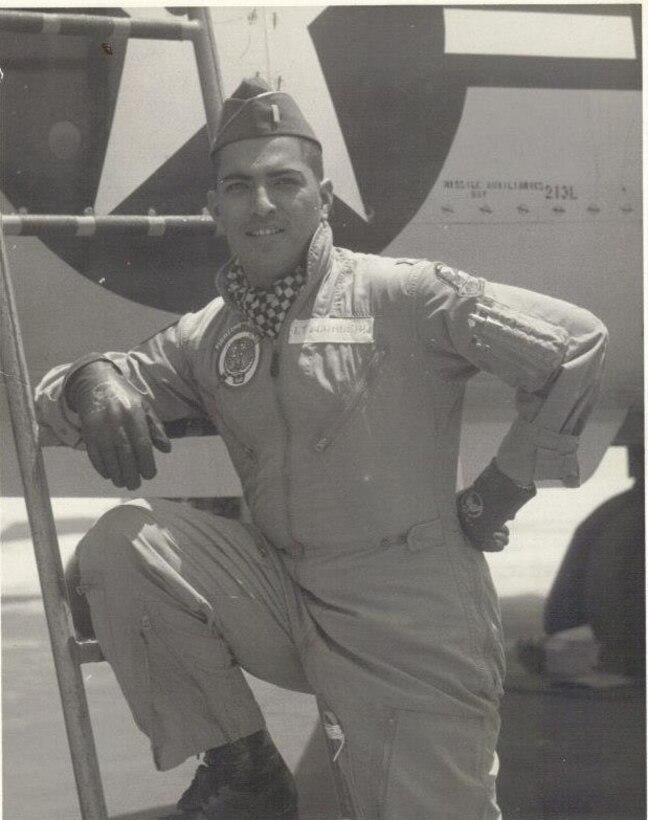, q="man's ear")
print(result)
[319,178,334,221]
[206,189,224,234]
